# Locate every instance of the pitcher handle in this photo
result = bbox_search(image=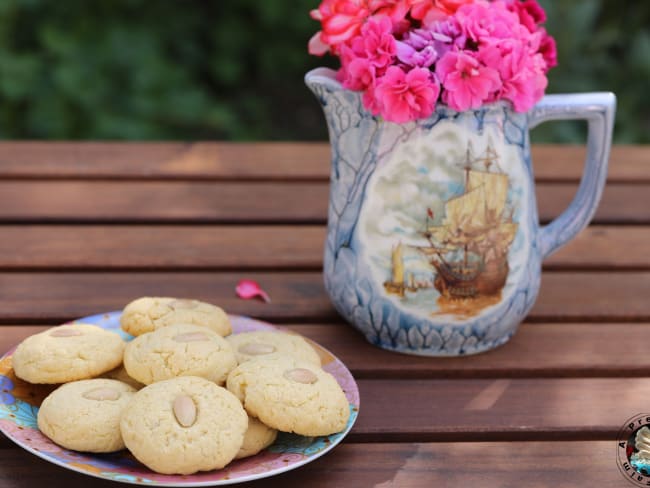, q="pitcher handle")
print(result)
[528,93,616,259]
